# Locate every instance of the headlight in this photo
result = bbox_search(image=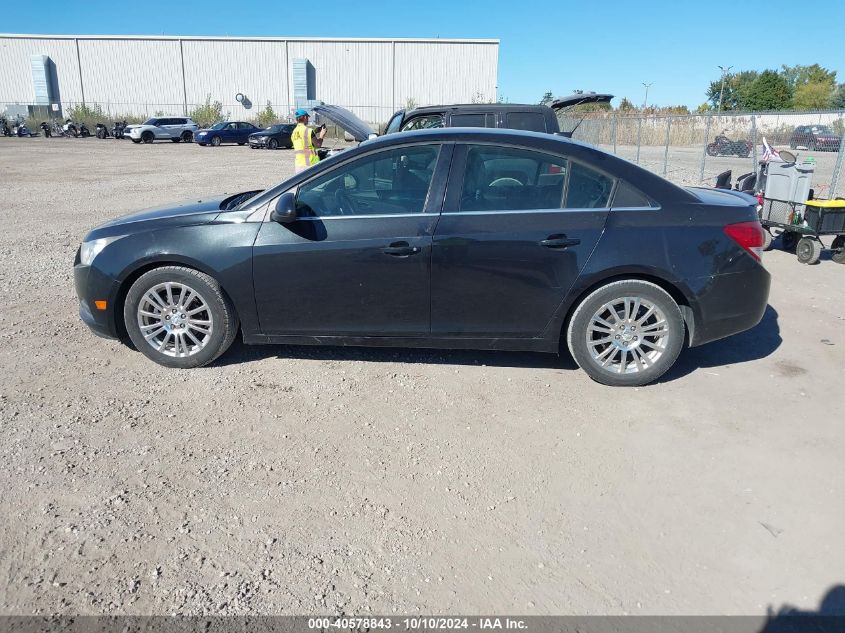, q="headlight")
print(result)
[80,236,124,266]
[256,136,268,140]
